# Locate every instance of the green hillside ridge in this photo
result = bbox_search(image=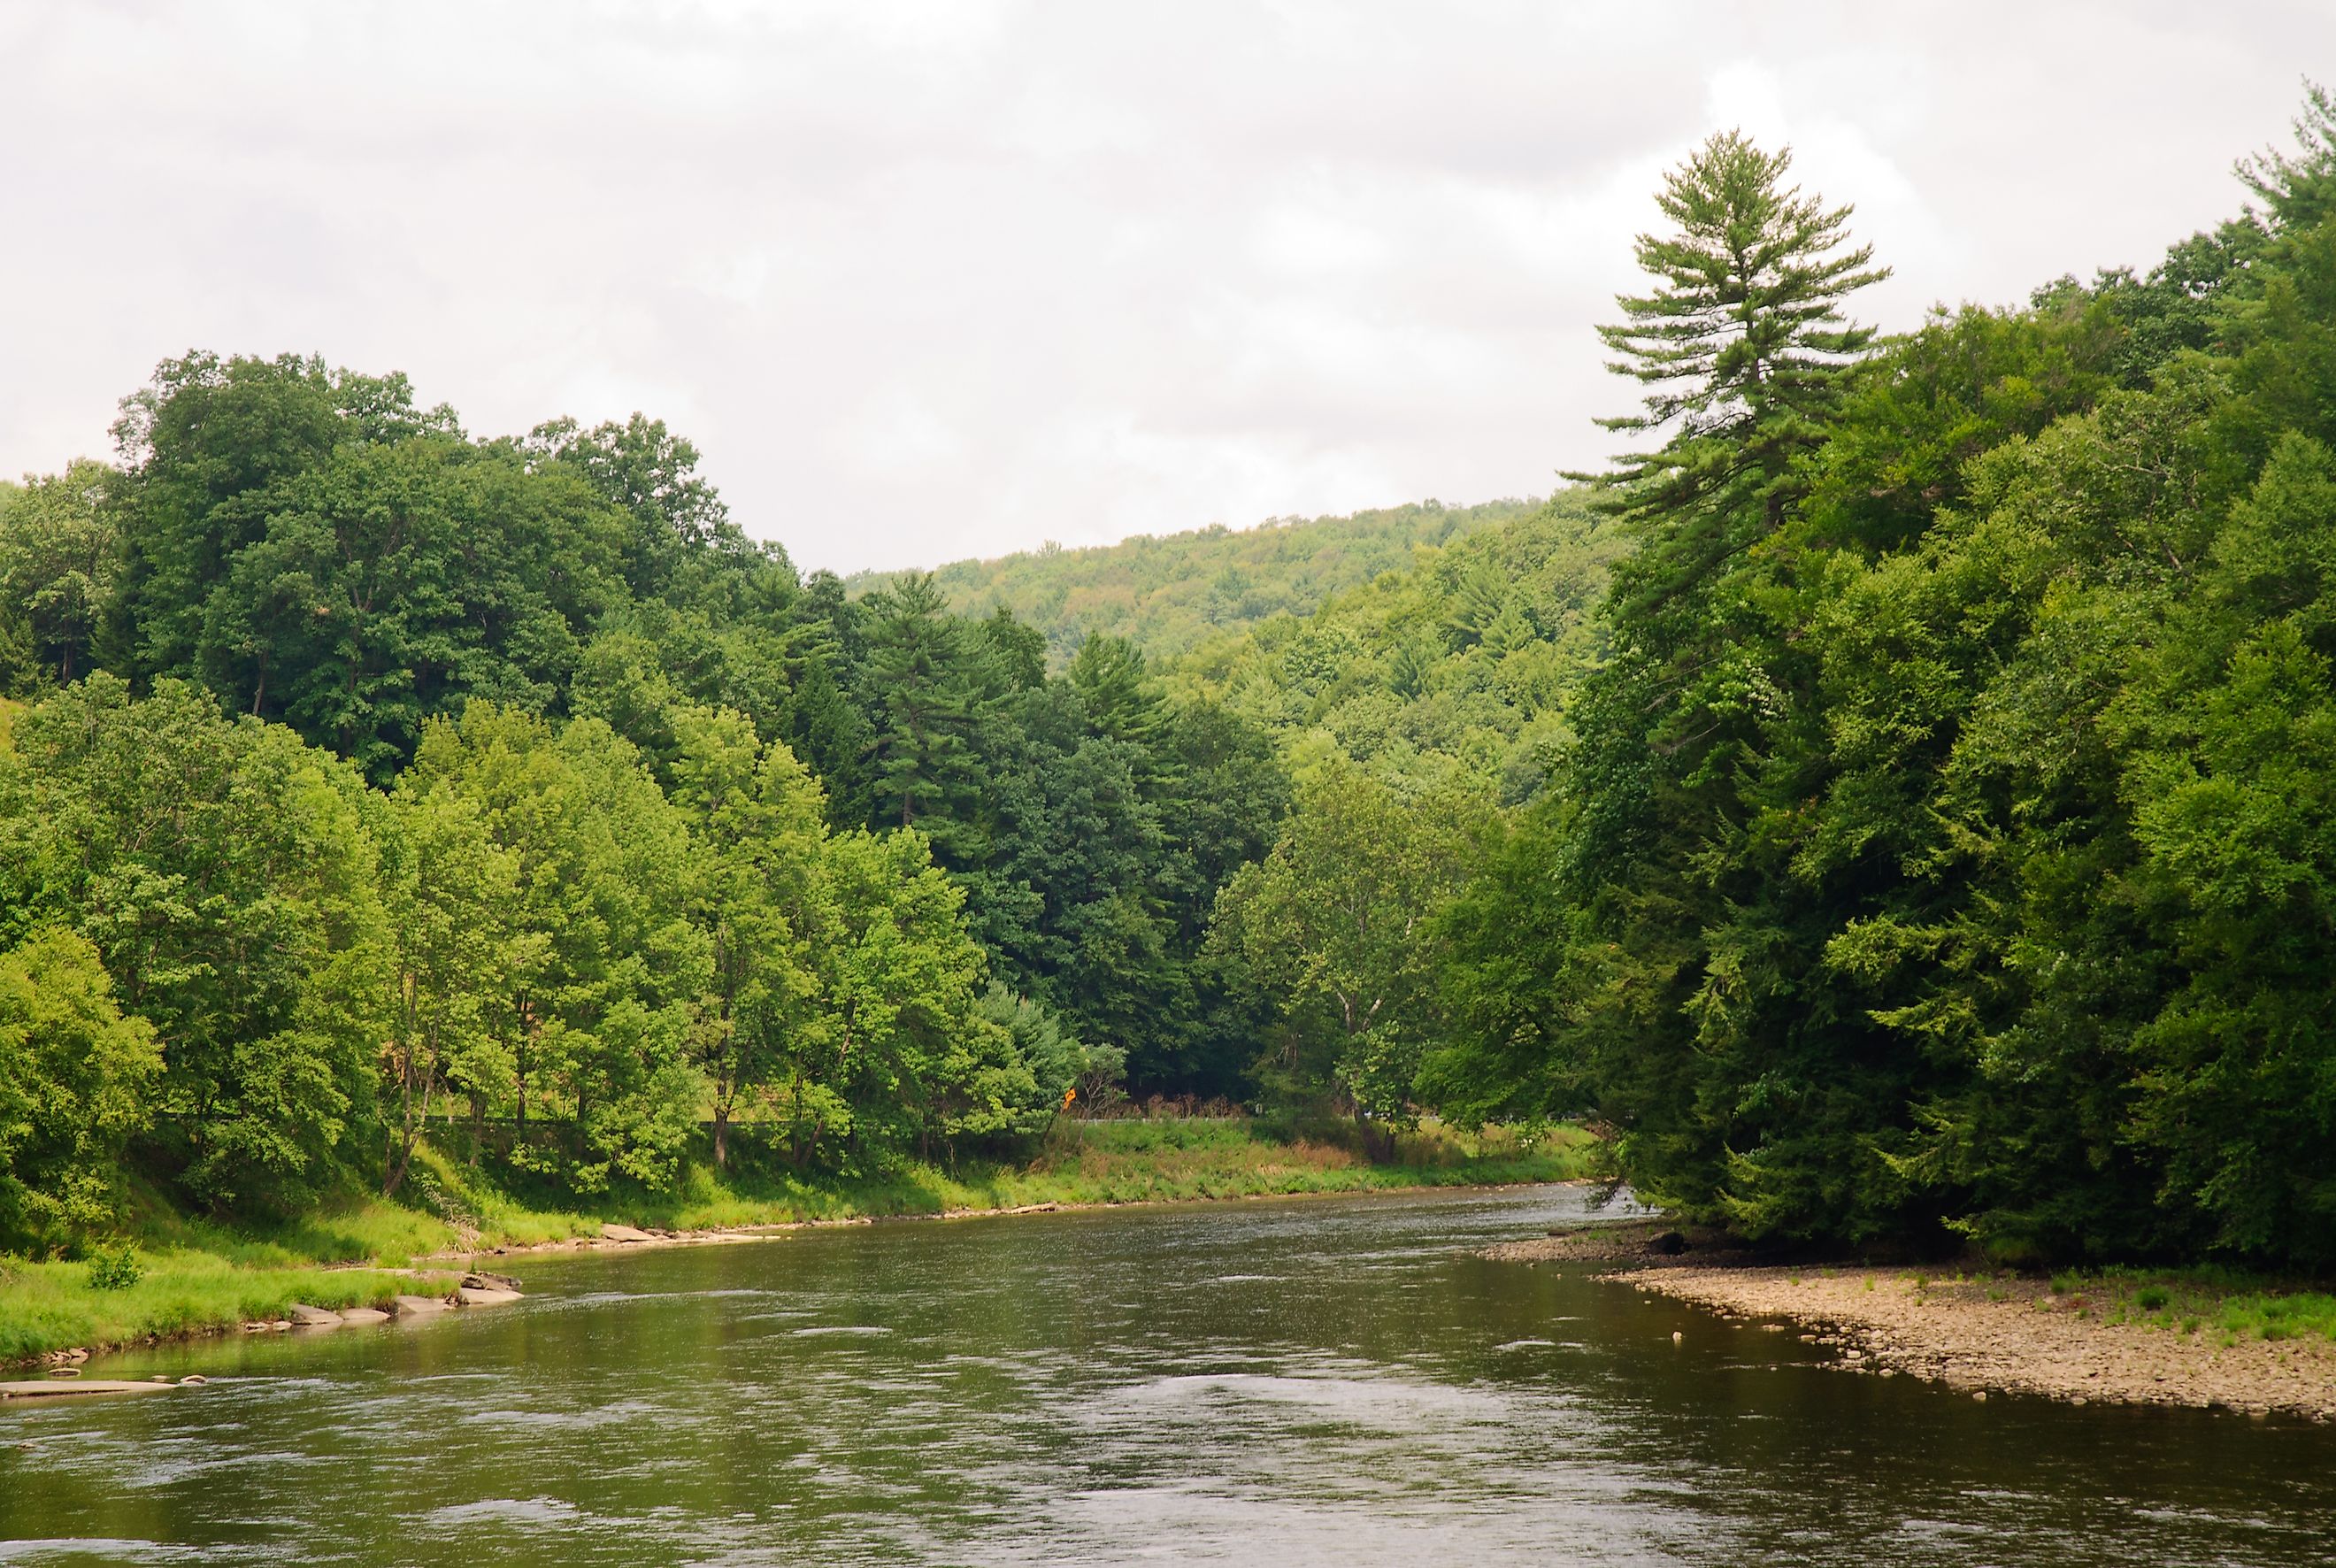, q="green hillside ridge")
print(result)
[1167,490,1622,802]
[846,496,1543,663]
